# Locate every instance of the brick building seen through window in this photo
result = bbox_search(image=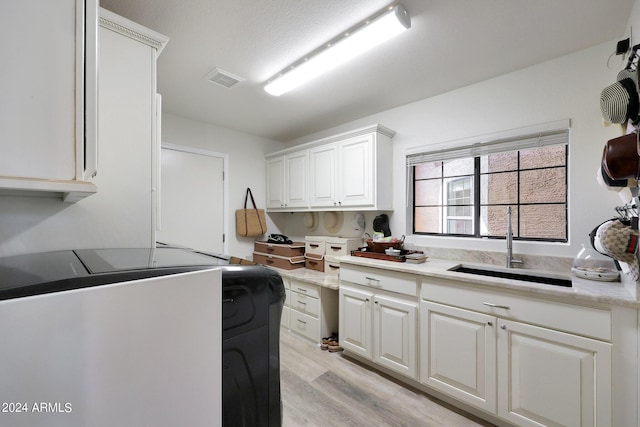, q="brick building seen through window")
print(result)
[412,144,568,242]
